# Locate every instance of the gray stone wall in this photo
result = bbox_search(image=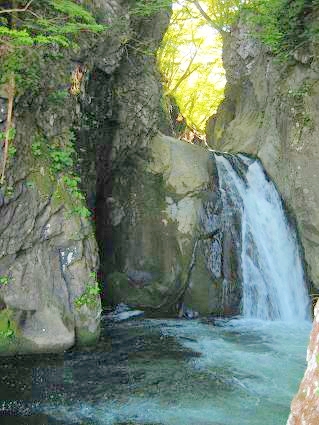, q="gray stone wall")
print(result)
[0,0,171,353]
